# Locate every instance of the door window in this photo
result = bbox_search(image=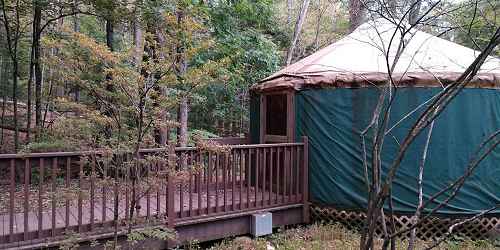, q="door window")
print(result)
[266,94,287,136]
